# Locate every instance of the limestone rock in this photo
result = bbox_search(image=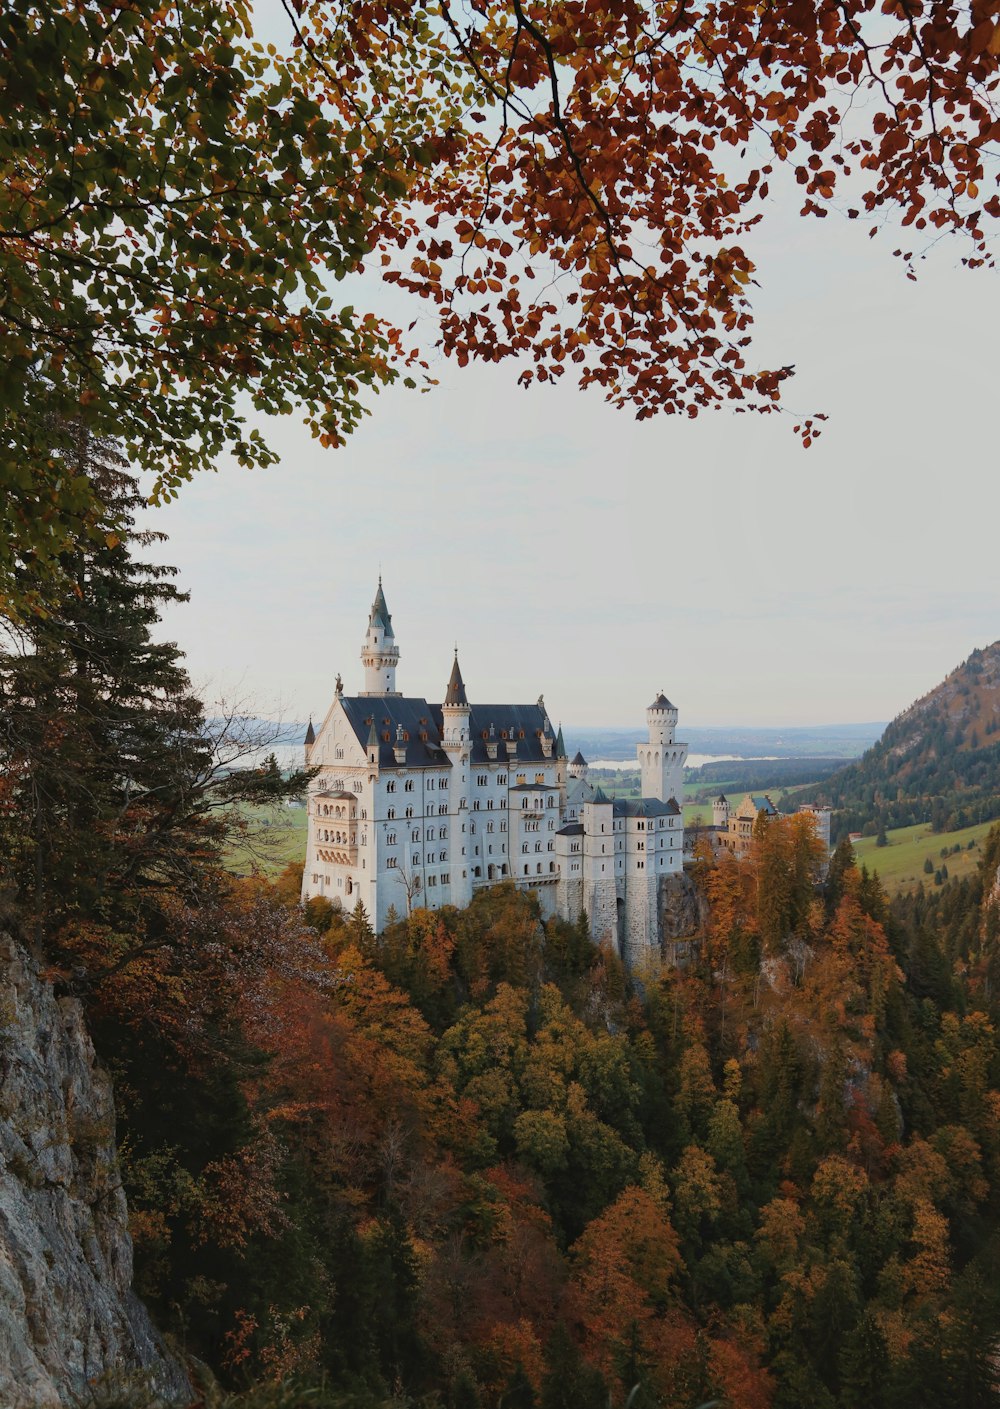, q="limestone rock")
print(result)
[657,871,708,948]
[0,933,190,1407]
